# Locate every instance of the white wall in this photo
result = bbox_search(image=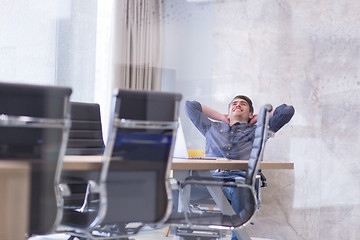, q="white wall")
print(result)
[0,1,58,85]
[161,0,215,149]
[0,0,99,103]
[162,0,360,239]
